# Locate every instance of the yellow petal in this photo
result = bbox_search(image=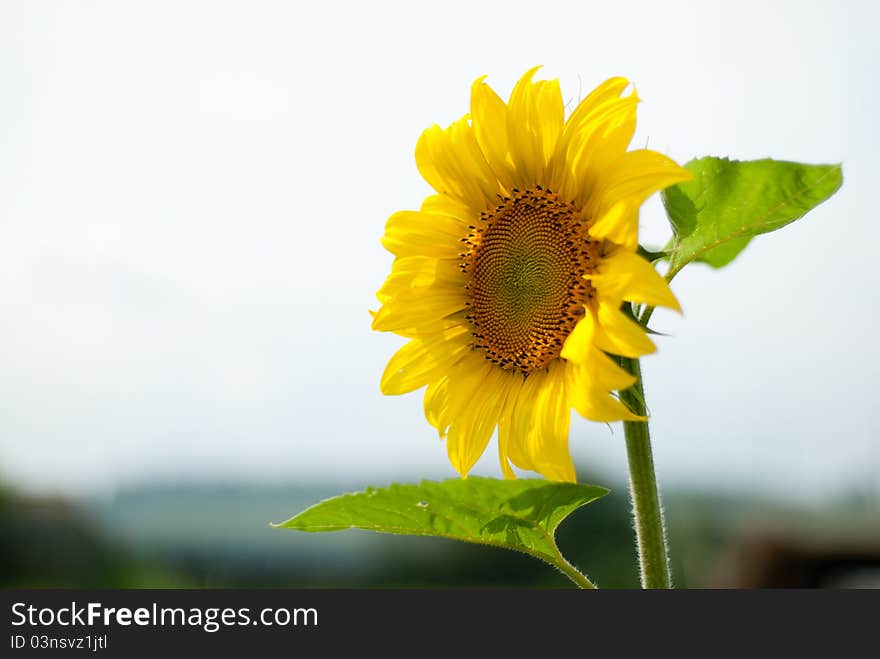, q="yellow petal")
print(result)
[505,366,545,473]
[527,362,576,482]
[560,301,654,372]
[424,376,450,435]
[506,67,564,187]
[593,300,656,358]
[587,199,639,249]
[380,327,472,395]
[441,355,497,473]
[419,194,473,221]
[415,118,500,211]
[381,210,467,259]
[584,348,637,392]
[561,307,643,391]
[592,149,692,214]
[535,79,564,164]
[376,256,465,303]
[588,150,691,246]
[435,353,490,433]
[567,362,644,422]
[371,292,466,333]
[560,309,596,364]
[447,366,516,477]
[589,249,681,312]
[470,76,515,192]
[381,319,463,340]
[563,77,631,138]
[558,88,639,206]
[496,372,526,479]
